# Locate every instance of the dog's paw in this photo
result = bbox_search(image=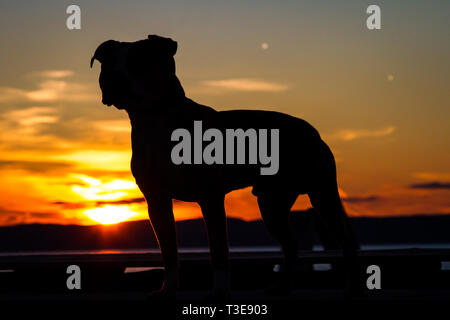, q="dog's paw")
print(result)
[264,280,292,297]
[146,287,176,301]
[343,275,366,300]
[204,288,231,302]
[344,283,366,300]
